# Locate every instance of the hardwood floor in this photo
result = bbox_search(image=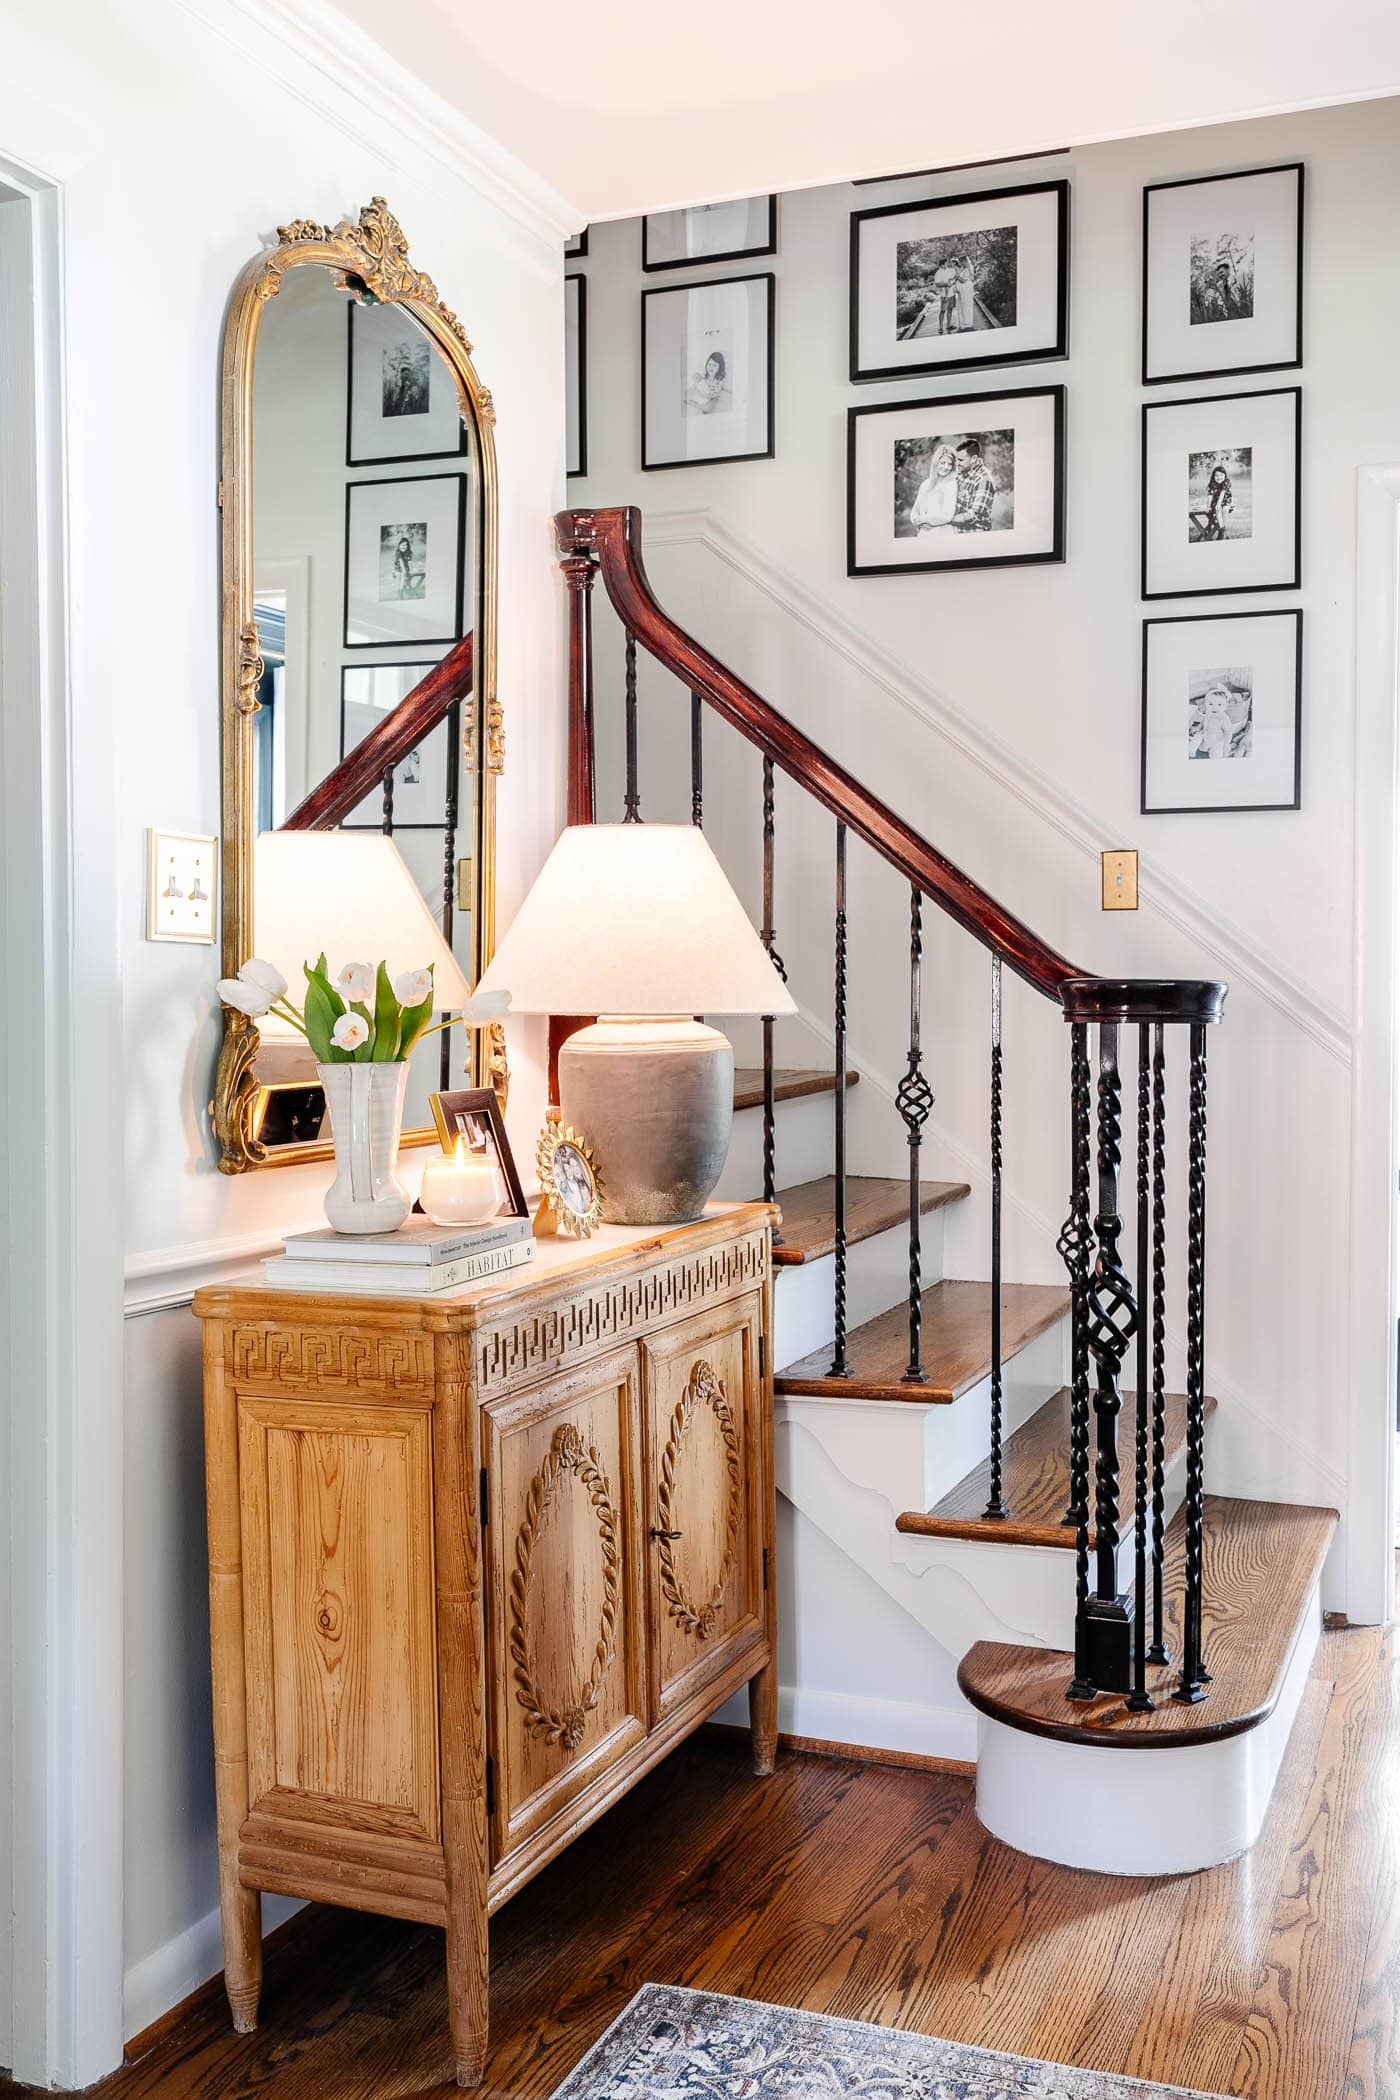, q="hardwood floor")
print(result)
[7,1621,1398,2099]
